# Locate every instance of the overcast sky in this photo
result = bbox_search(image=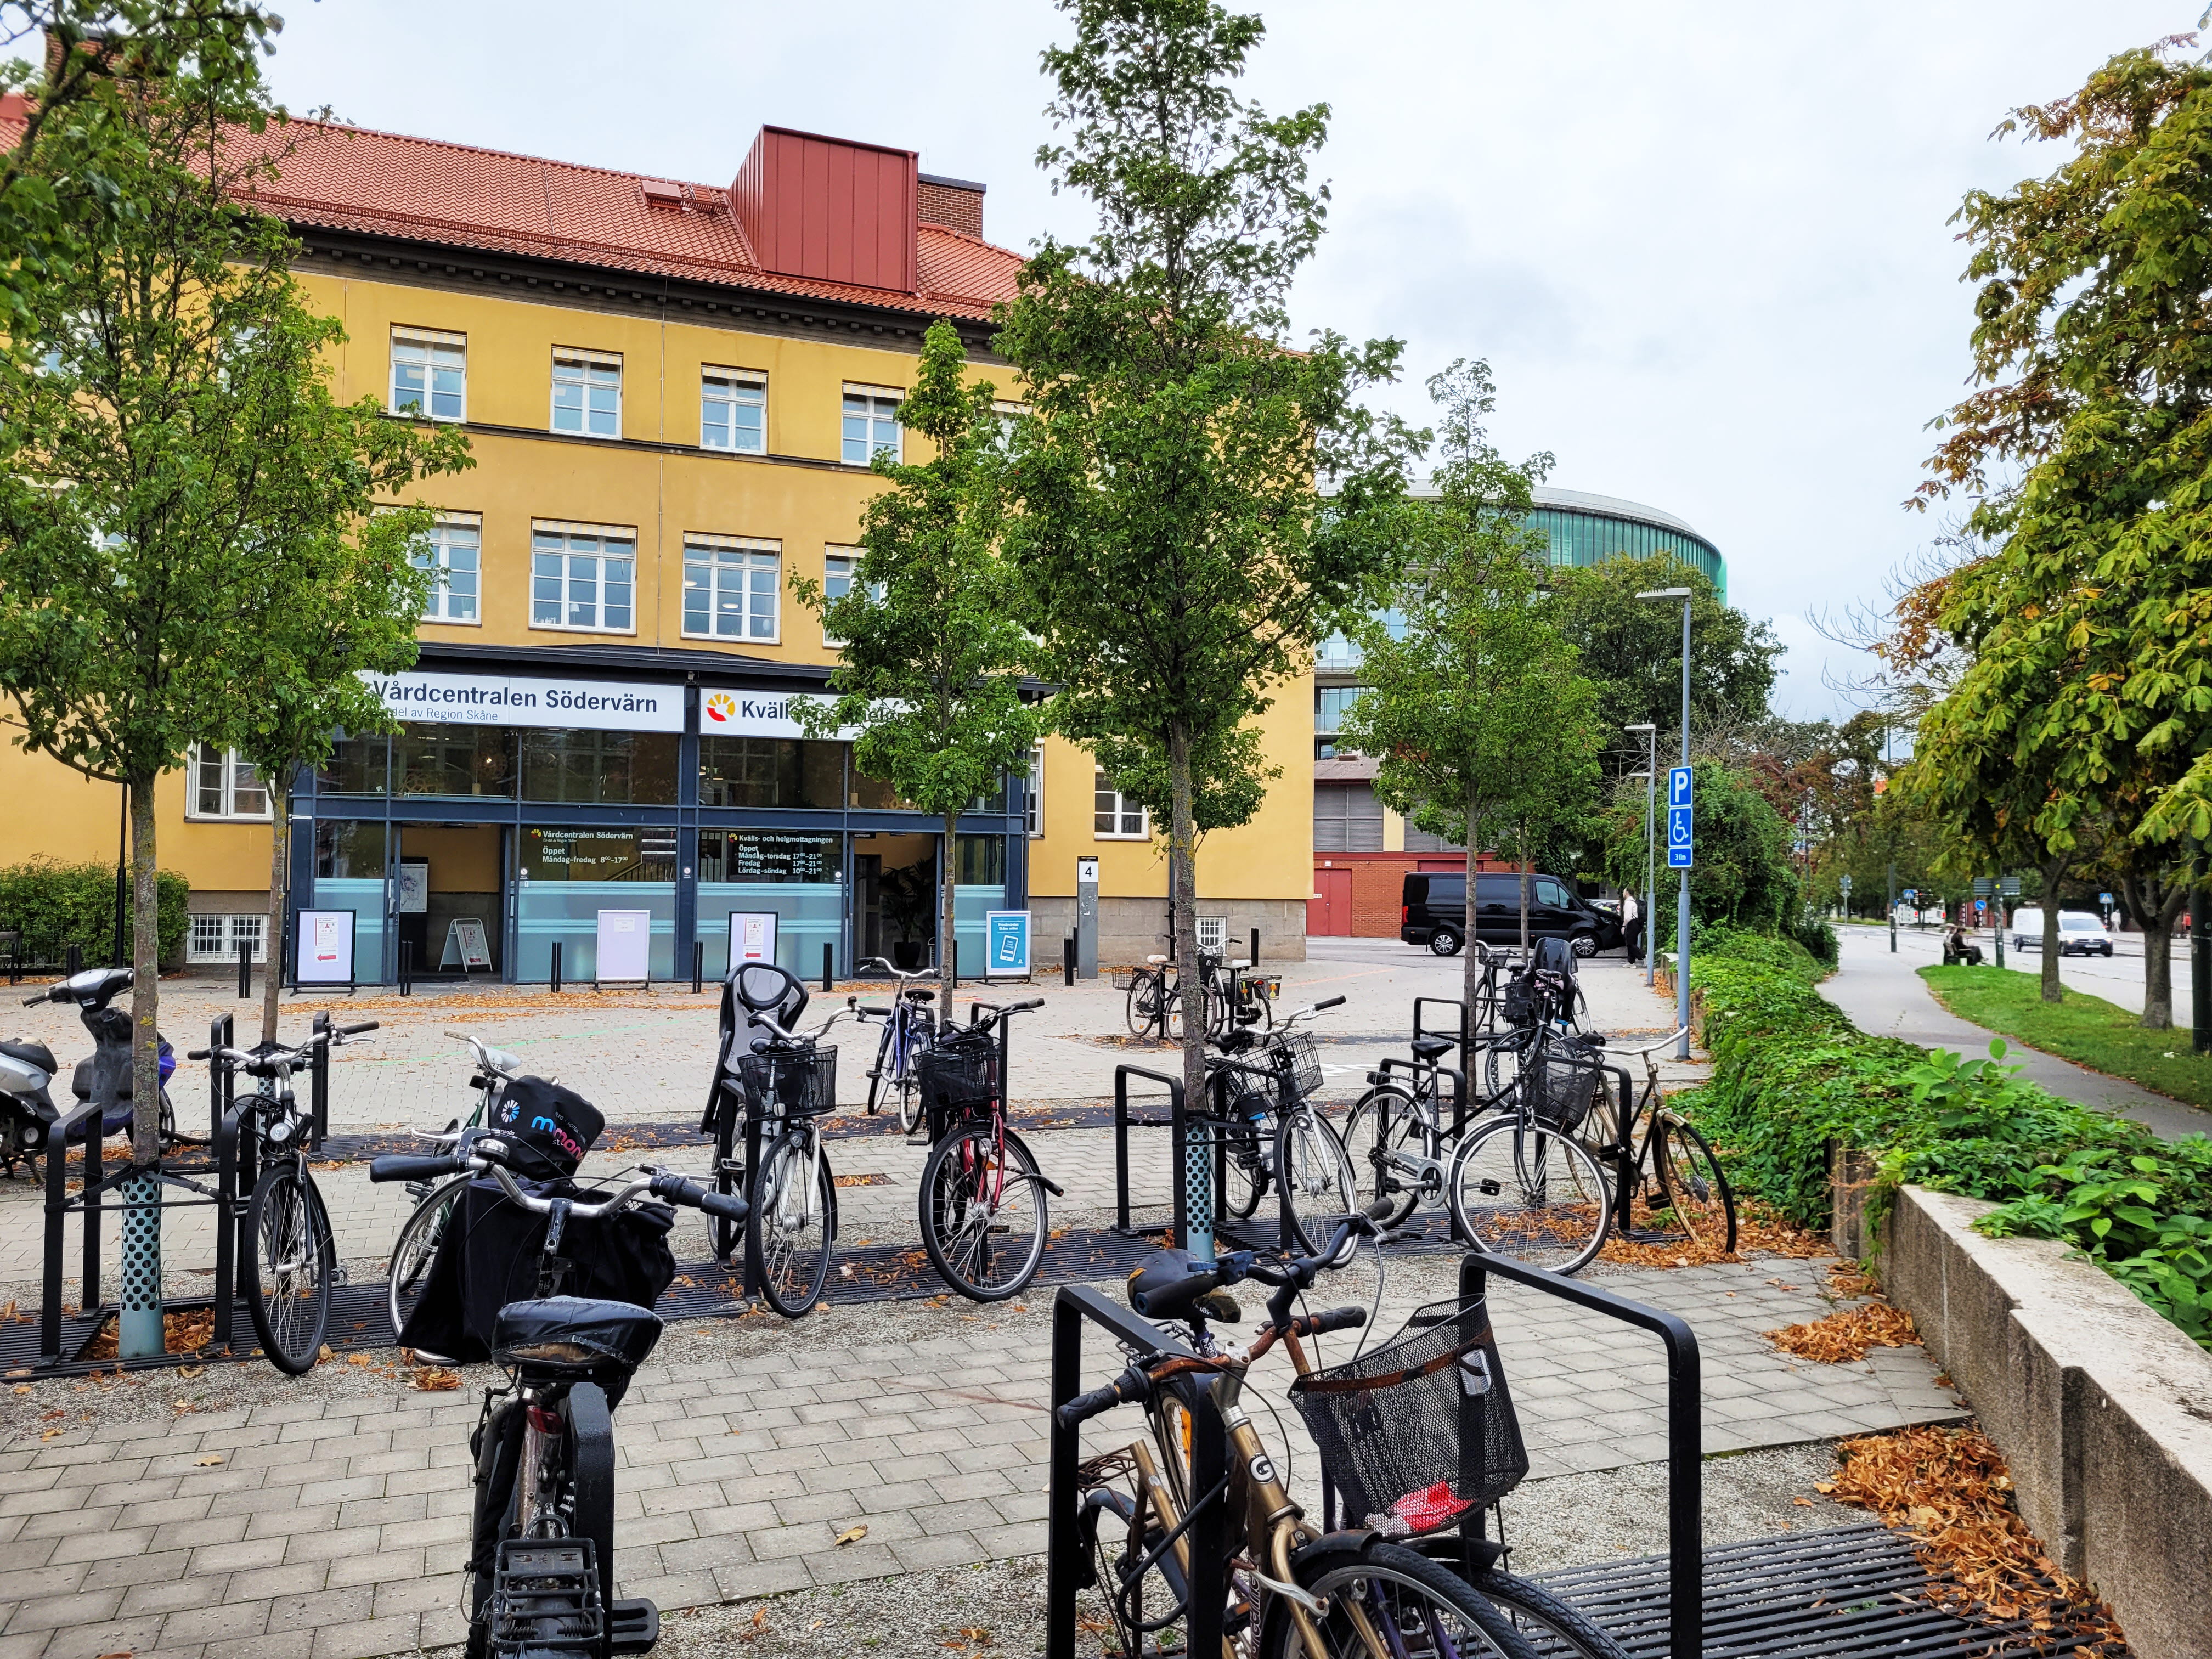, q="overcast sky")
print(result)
[262,1,2195,720]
